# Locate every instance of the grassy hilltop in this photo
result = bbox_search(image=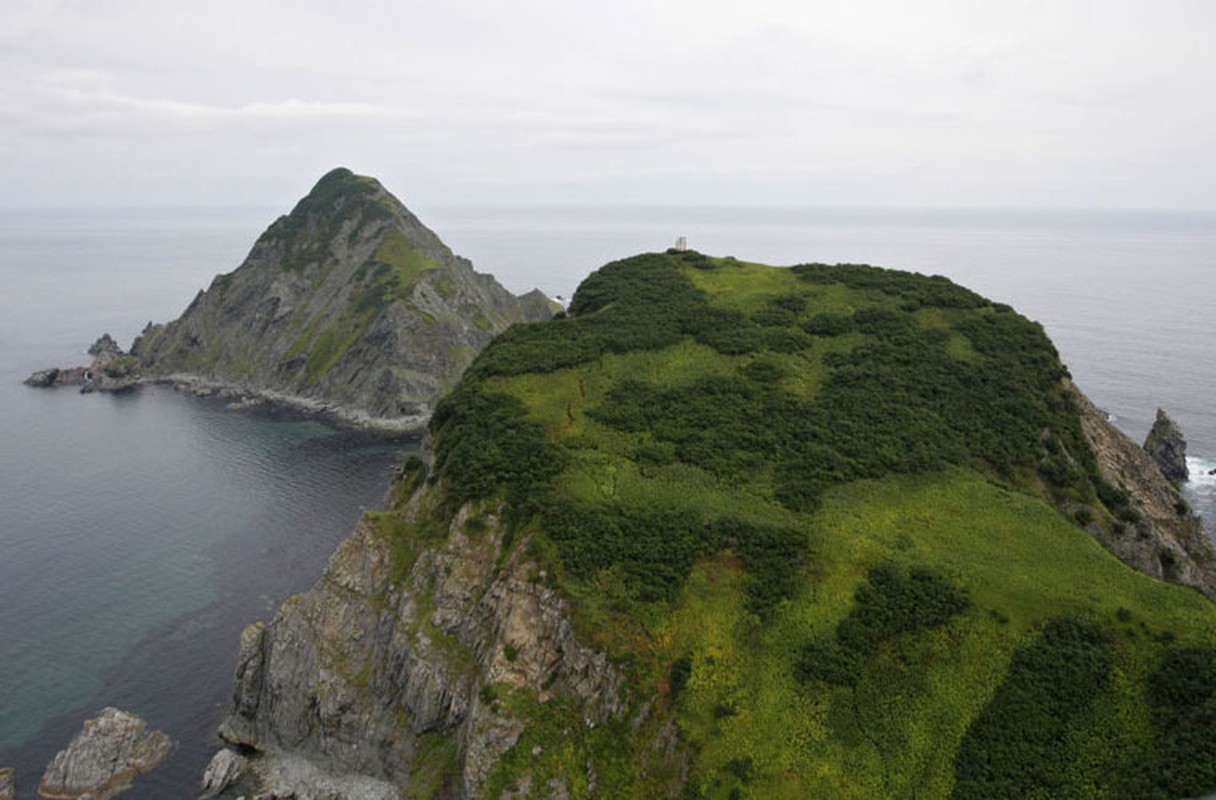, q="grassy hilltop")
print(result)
[388,251,1216,798]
